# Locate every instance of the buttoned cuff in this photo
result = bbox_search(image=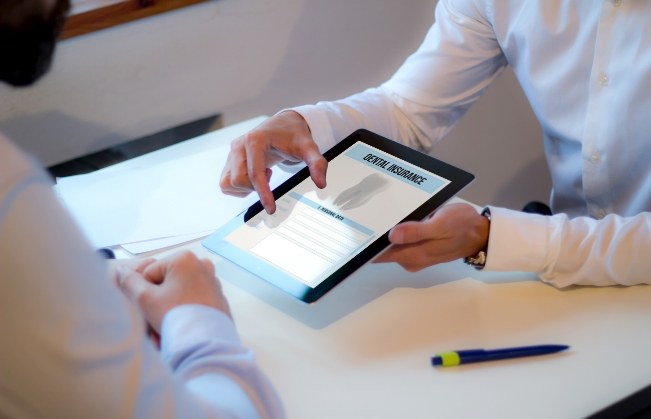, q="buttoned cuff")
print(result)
[483,206,550,275]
